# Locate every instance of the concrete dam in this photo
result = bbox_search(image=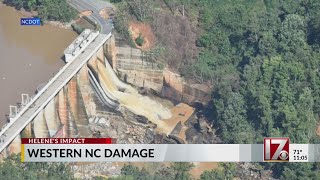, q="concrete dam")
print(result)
[0,30,178,158]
